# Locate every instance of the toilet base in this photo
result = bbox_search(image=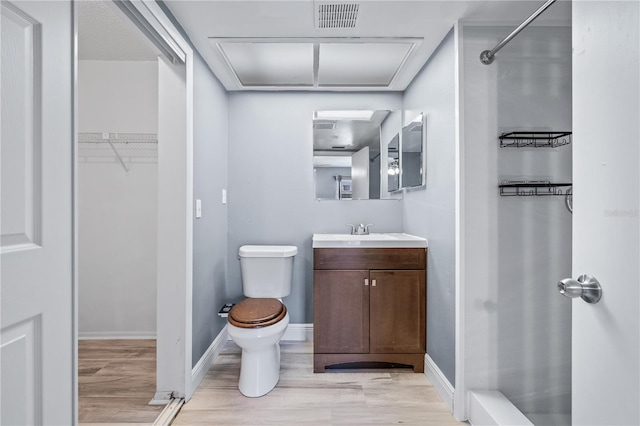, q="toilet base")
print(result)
[227,312,289,397]
[238,342,281,397]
